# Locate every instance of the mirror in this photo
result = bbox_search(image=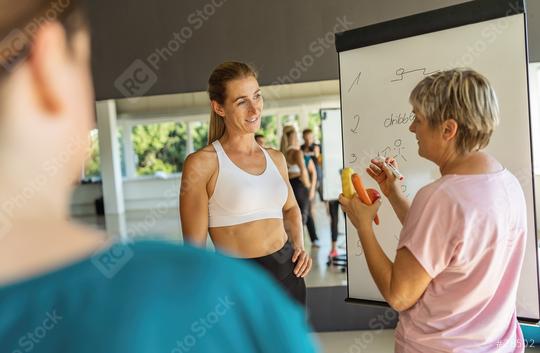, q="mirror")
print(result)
[72,80,349,288]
